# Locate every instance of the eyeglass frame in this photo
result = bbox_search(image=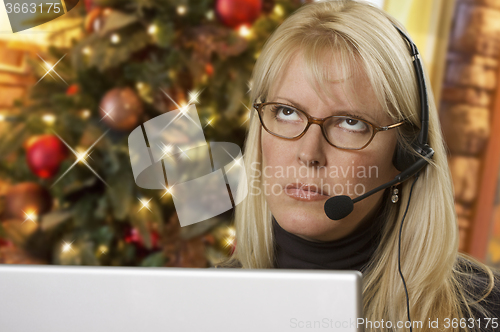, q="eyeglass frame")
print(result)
[253,102,407,150]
